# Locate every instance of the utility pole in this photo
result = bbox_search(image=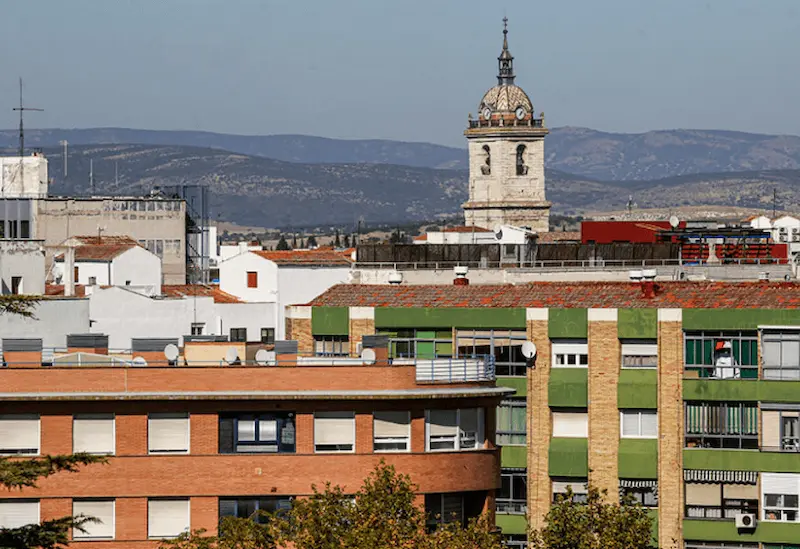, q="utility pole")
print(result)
[773,188,778,219]
[89,159,94,194]
[12,78,43,188]
[60,140,68,178]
